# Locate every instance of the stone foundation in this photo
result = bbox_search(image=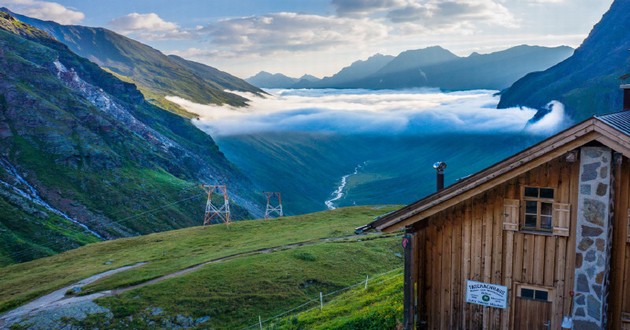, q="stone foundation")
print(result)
[572,147,612,329]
